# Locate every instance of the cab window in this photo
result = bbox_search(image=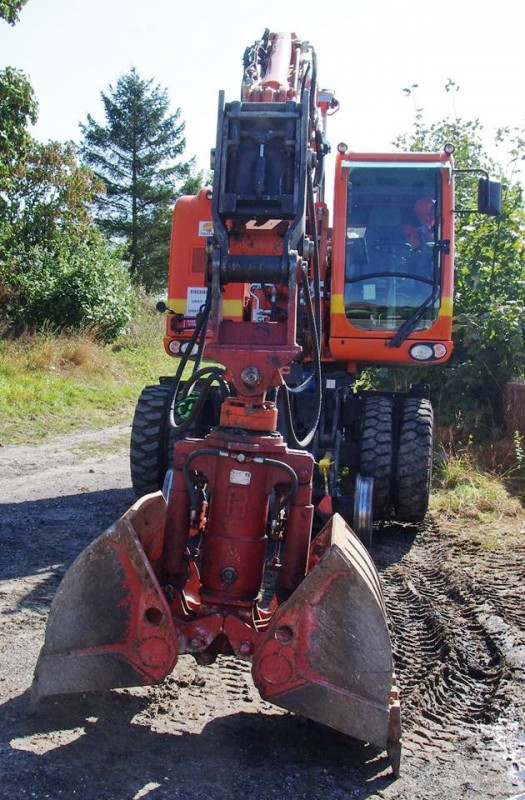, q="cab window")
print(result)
[344,165,442,331]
